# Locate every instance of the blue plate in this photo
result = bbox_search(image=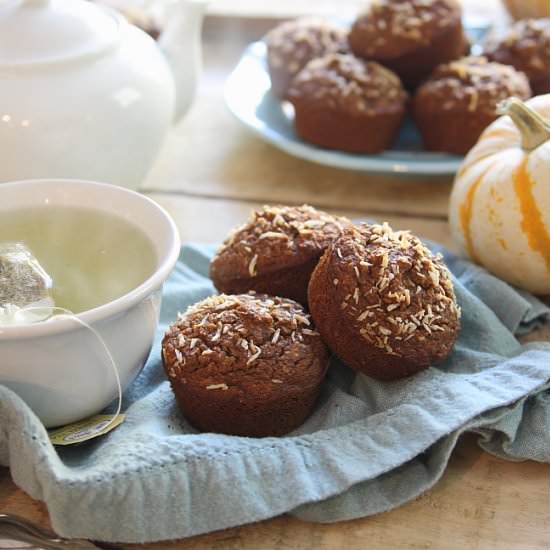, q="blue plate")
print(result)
[223,21,490,177]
